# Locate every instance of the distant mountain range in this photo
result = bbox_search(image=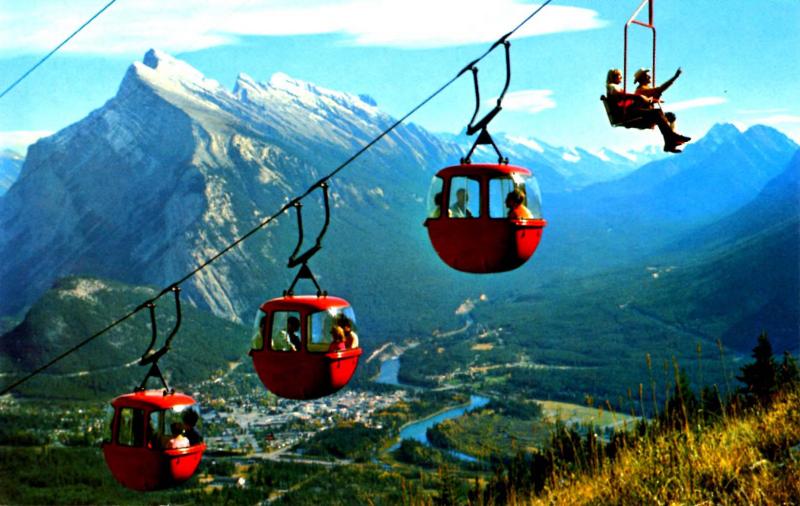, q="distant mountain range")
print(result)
[525,124,799,354]
[537,122,799,278]
[644,151,800,353]
[0,49,668,322]
[1,50,797,399]
[439,131,666,192]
